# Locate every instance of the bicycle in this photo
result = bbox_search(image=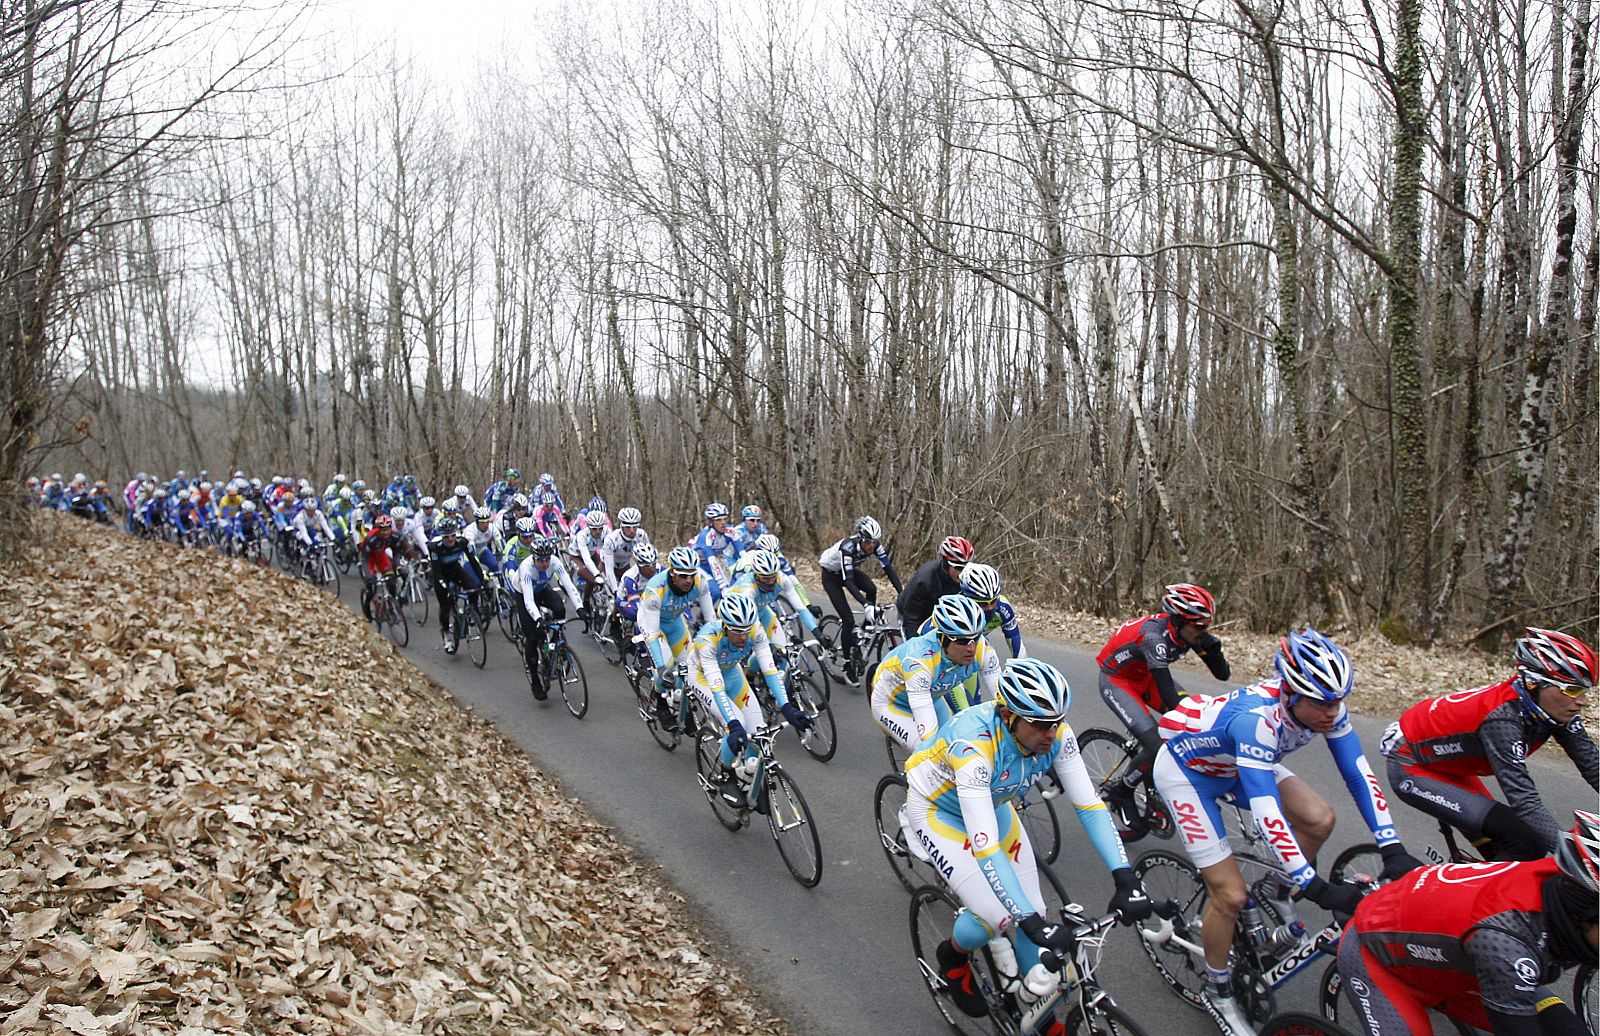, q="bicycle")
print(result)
[593,595,628,667]
[445,584,488,668]
[366,577,409,647]
[1256,1012,1361,1036]
[775,601,833,701]
[814,602,903,687]
[1132,802,1379,1032]
[397,558,430,627]
[491,575,523,647]
[522,613,588,719]
[692,722,822,888]
[297,541,341,595]
[1074,726,1175,844]
[637,661,699,752]
[756,644,838,763]
[908,862,1156,1035]
[332,534,357,575]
